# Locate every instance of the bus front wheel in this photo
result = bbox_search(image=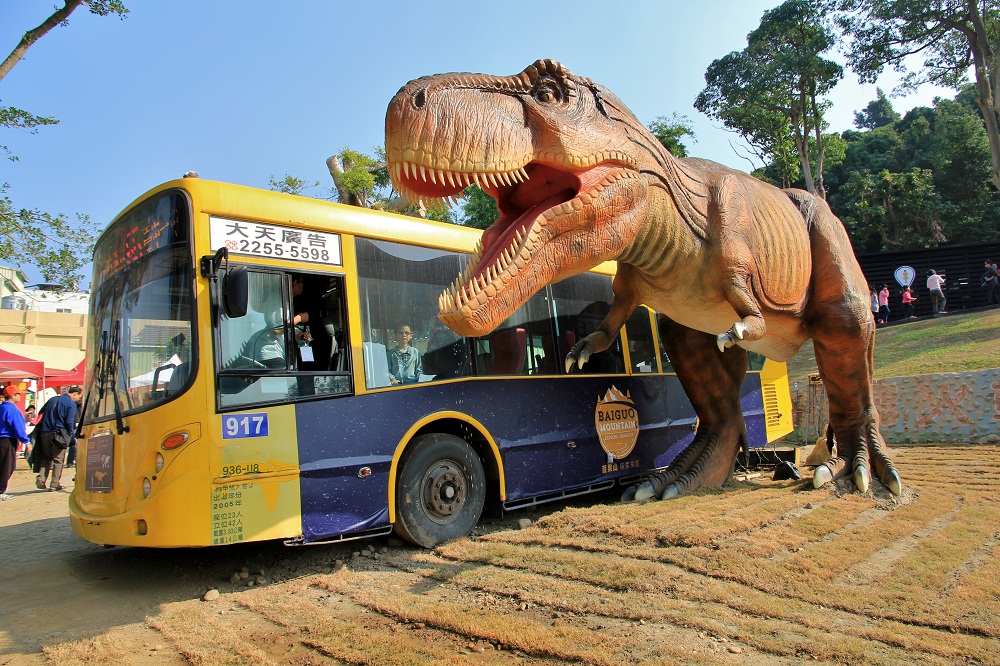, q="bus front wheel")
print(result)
[394,434,486,548]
